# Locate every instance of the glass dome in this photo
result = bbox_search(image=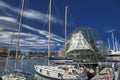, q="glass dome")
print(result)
[66,27,108,62]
